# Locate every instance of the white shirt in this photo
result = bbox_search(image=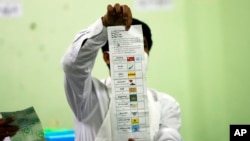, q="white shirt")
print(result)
[61,18,182,141]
